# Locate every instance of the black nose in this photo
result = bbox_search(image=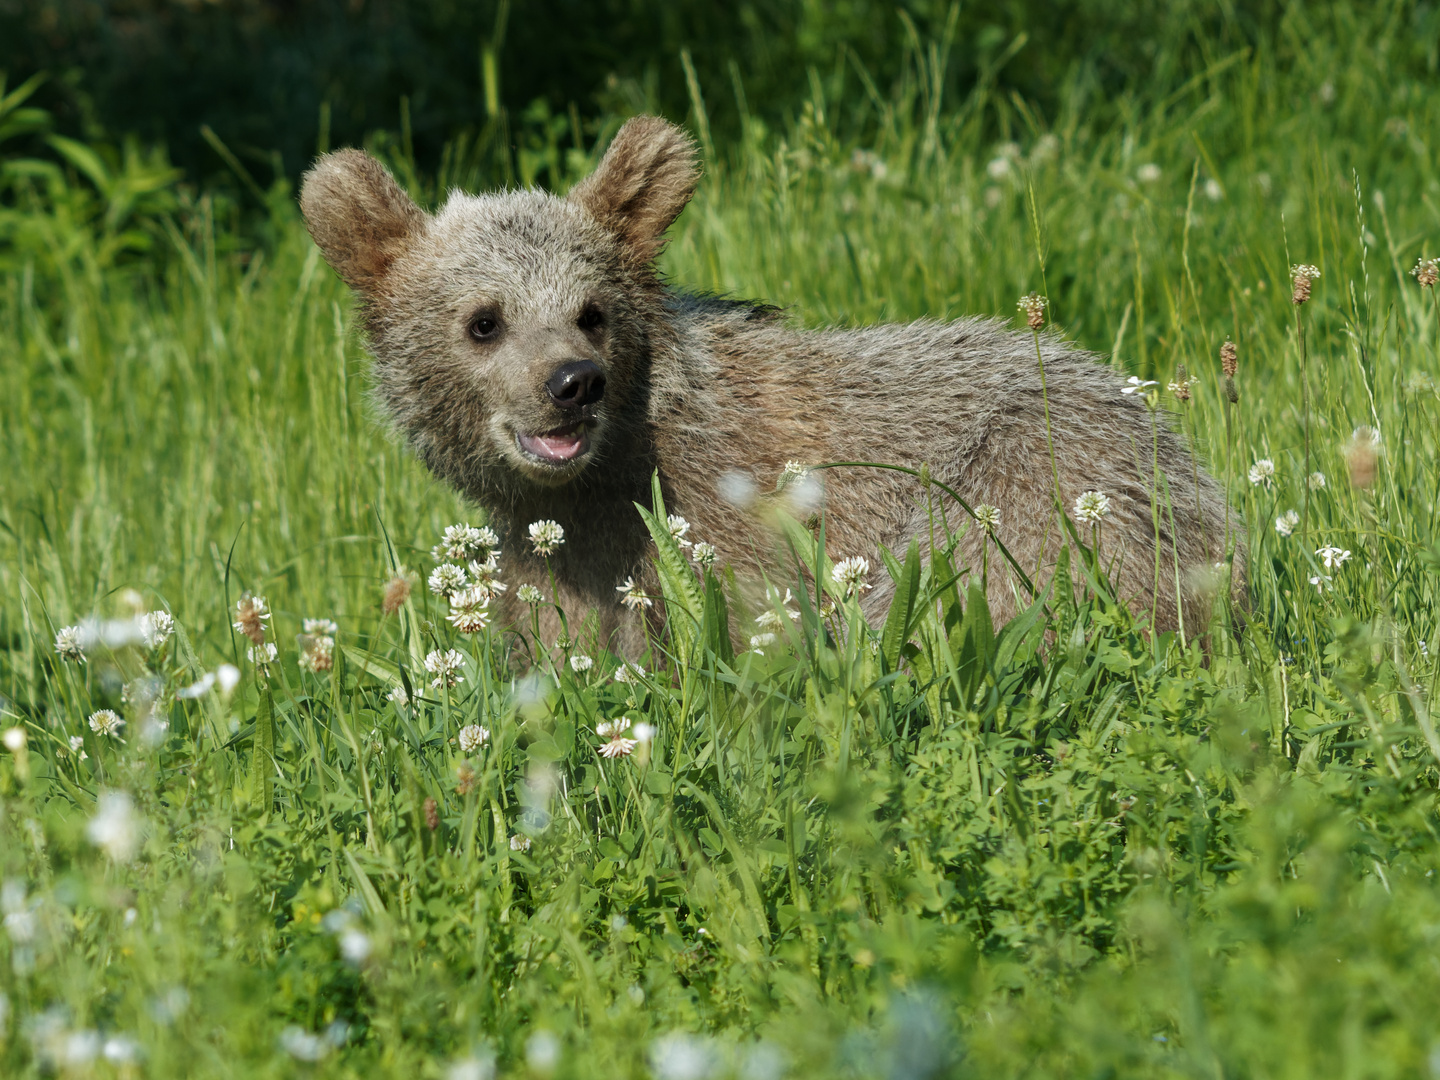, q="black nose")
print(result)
[546,360,606,410]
